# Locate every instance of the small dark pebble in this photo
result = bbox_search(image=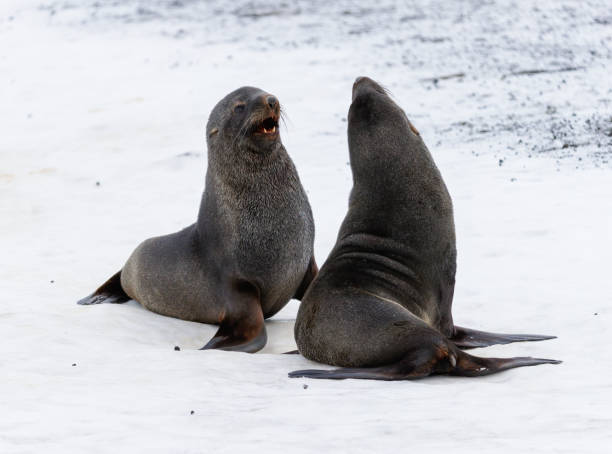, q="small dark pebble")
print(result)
[50,280,54,283]
[190,410,195,415]
[174,346,180,351]
[95,181,100,186]
[303,384,308,389]
[594,312,598,316]
[72,363,76,367]
[498,159,504,166]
